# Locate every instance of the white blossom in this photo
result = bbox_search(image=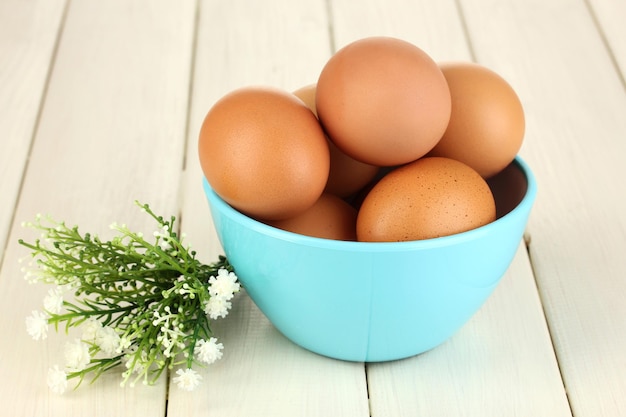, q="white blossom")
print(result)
[153,309,186,358]
[95,326,121,355]
[123,347,150,376]
[173,368,202,391]
[159,239,172,251]
[118,335,132,352]
[203,296,231,320]
[194,337,223,365]
[47,365,68,395]
[21,203,236,393]
[154,225,172,251]
[208,269,240,301]
[26,310,49,341]
[64,339,91,372]
[81,318,102,342]
[43,287,64,314]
